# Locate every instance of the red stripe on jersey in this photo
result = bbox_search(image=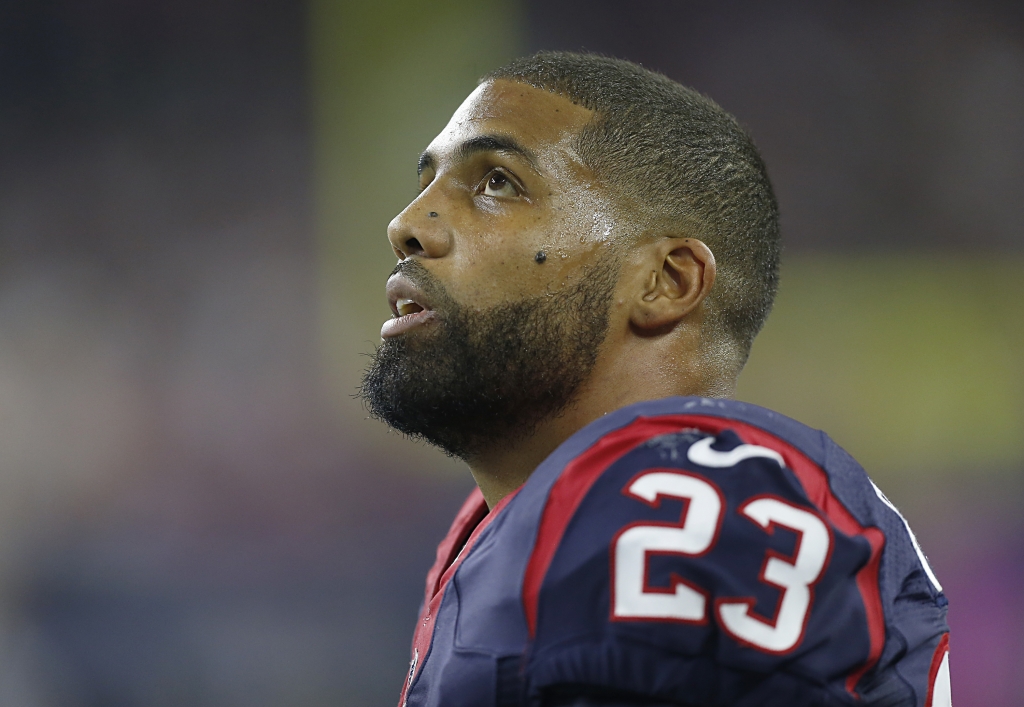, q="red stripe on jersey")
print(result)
[423,488,489,606]
[398,487,517,707]
[924,633,950,707]
[520,414,886,700]
[523,416,705,636]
